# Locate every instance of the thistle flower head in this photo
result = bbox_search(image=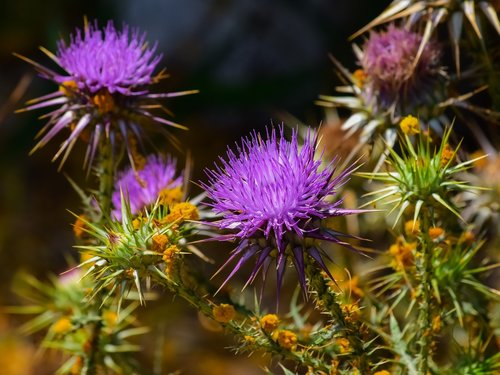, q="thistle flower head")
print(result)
[18,20,196,170]
[352,0,500,75]
[112,154,182,220]
[202,126,365,298]
[55,21,161,95]
[361,24,441,105]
